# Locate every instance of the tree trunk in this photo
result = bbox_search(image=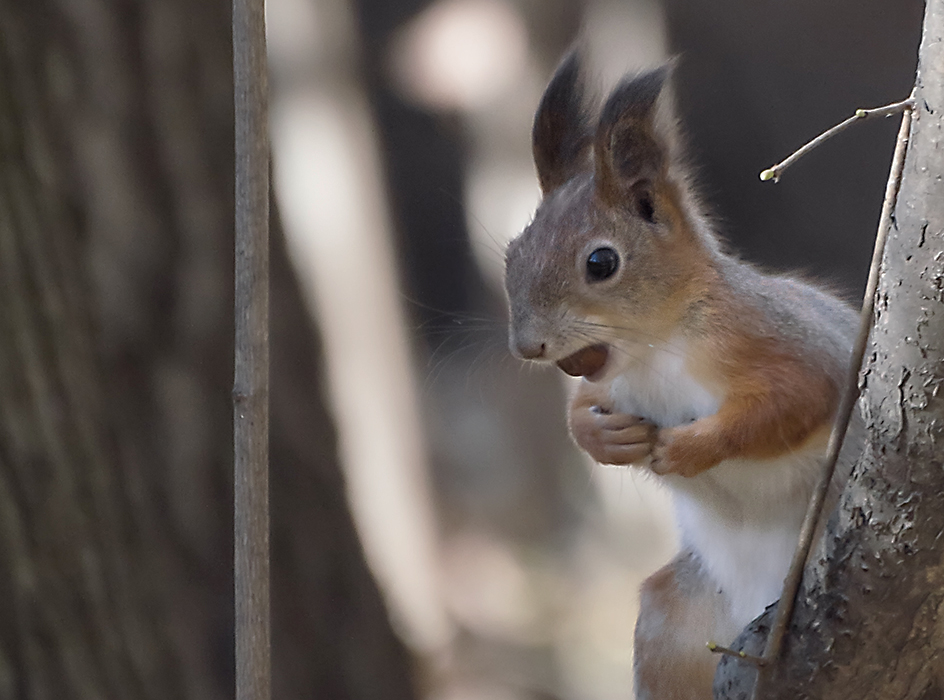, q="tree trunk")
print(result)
[0,0,417,698]
[715,1,944,697]
[0,23,181,700]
